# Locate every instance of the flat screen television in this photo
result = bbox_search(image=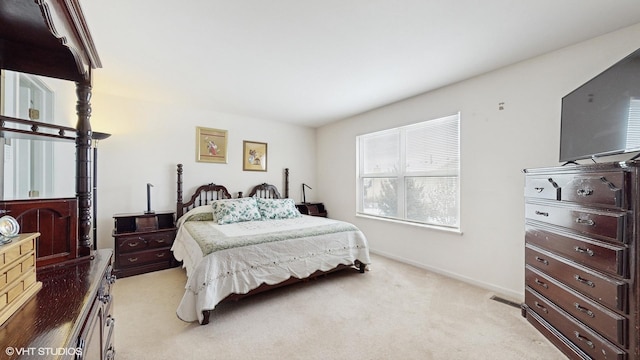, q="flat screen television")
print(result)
[560,48,640,162]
